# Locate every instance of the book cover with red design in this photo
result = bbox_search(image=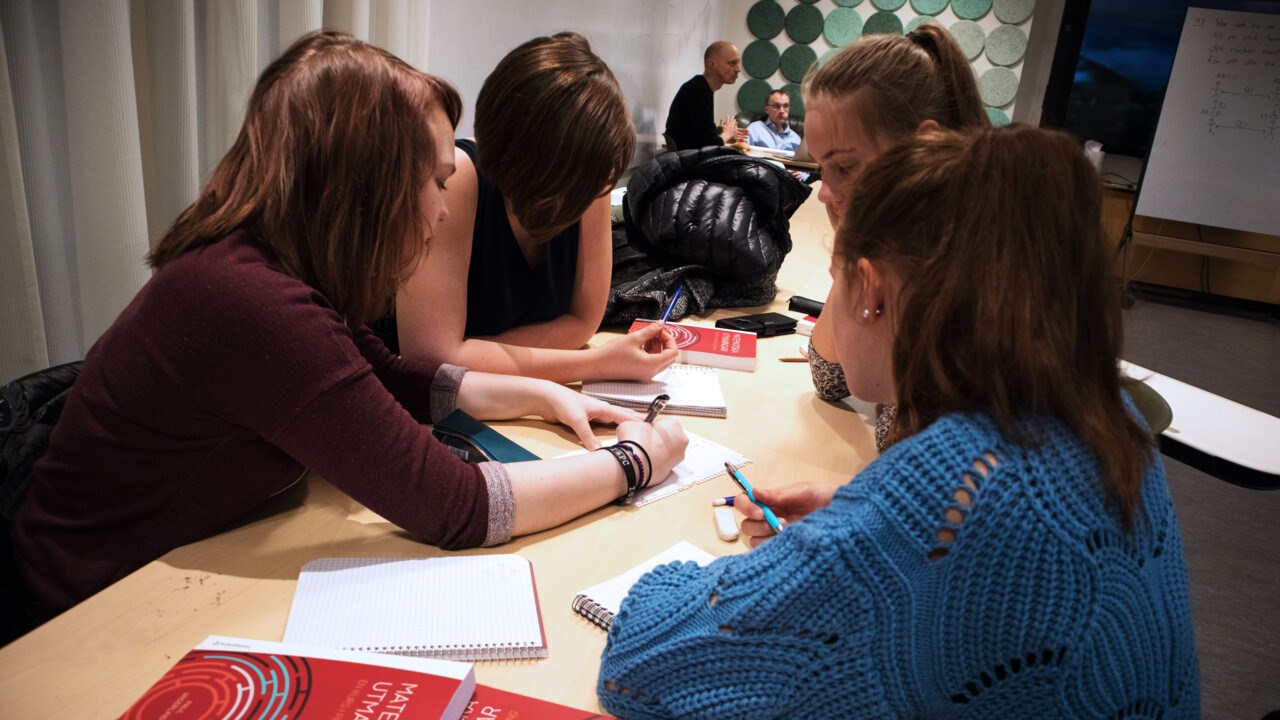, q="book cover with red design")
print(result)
[797,315,818,336]
[120,636,474,720]
[629,320,757,372]
[460,685,612,719]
